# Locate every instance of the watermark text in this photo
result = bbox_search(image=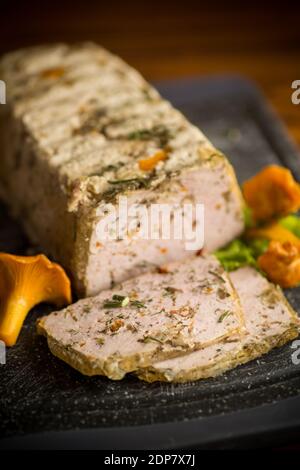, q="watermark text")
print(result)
[0,80,6,104]
[291,80,300,105]
[0,340,6,365]
[94,197,205,251]
[291,339,300,365]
